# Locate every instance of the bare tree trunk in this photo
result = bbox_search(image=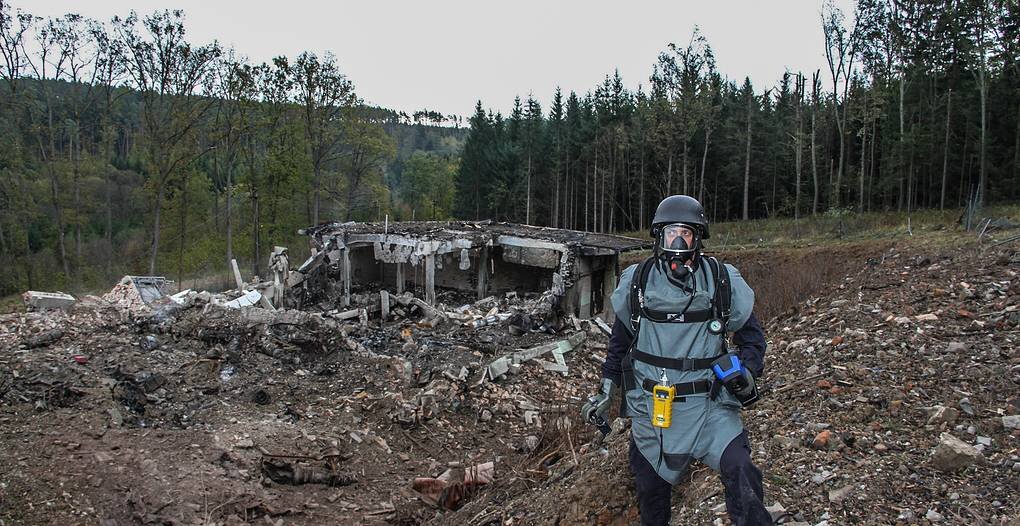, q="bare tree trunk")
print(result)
[977,61,987,206]
[1014,100,1020,200]
[553,161,560,228]
[899,73,906,212]
[312,164,321,226]
[526,153,532,225]
[959,120,970,207]
[868,119,876,211]
[148,183,165,275]
[639,153,645,233]
[833,102,847,209]
[811,107,819,215]
[699,129,711,204]
[859,116,867,212]
[795,74,803,221]
[941,89,952,210]
[104,135,114,278]
[682,142,689,195]
[252,189,260,278]
[47,172,71,280]
[72,132,82,265]
[584,159,589,232]
[666,153,673,197]
[226,165,233,278]
[743,101,752,221]
[178,178,187,292]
